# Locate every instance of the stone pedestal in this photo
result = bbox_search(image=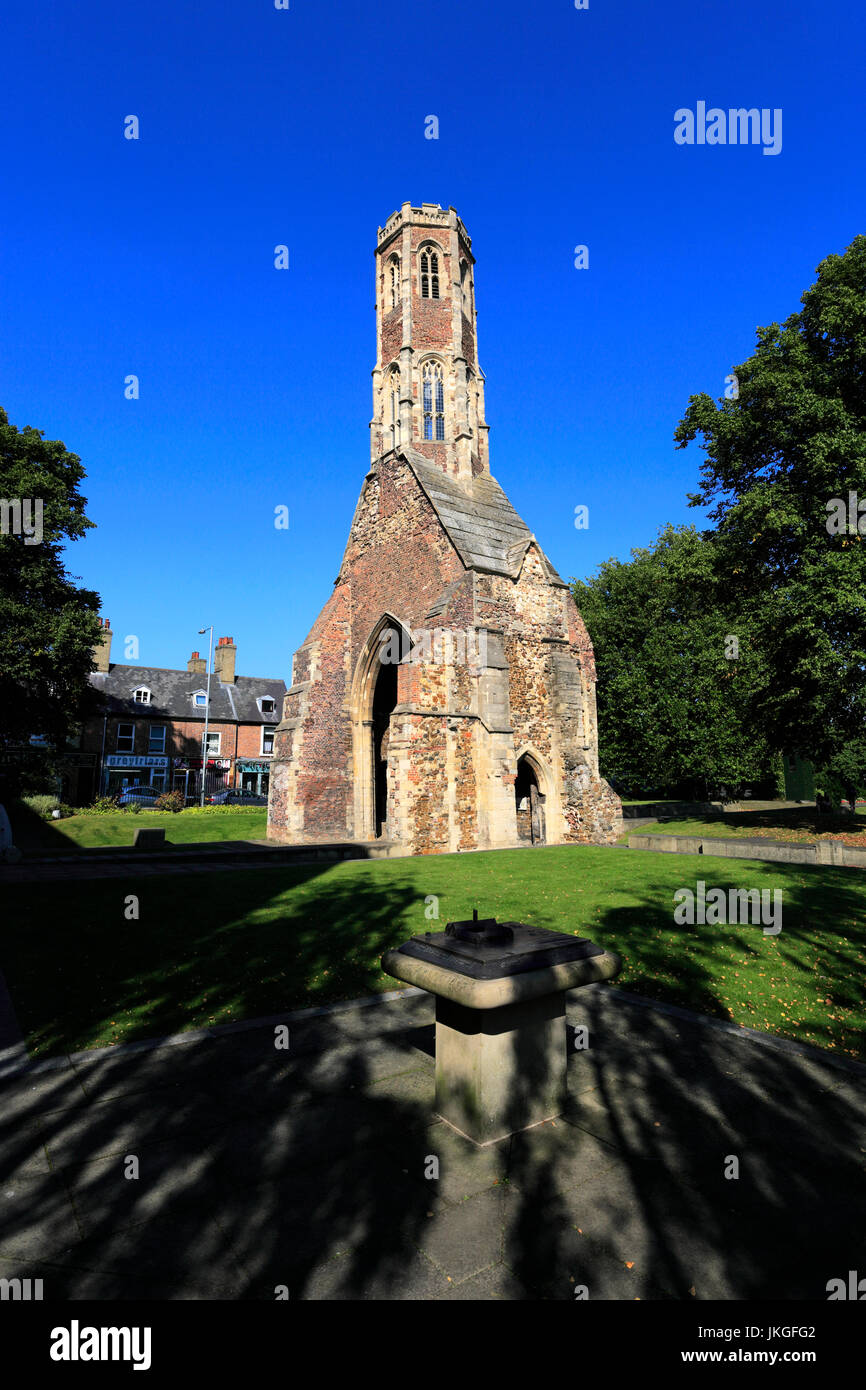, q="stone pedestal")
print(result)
[435,992,567,1144]
[382,929,621,1145]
